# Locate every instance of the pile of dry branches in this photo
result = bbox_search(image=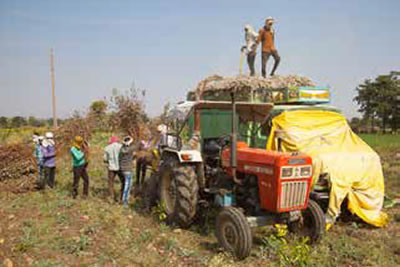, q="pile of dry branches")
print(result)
[0,143,36,182]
